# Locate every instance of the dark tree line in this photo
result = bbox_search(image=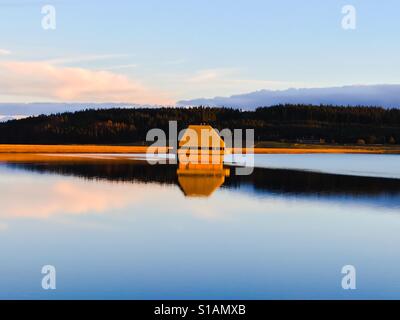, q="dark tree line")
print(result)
[0,104,399,144]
